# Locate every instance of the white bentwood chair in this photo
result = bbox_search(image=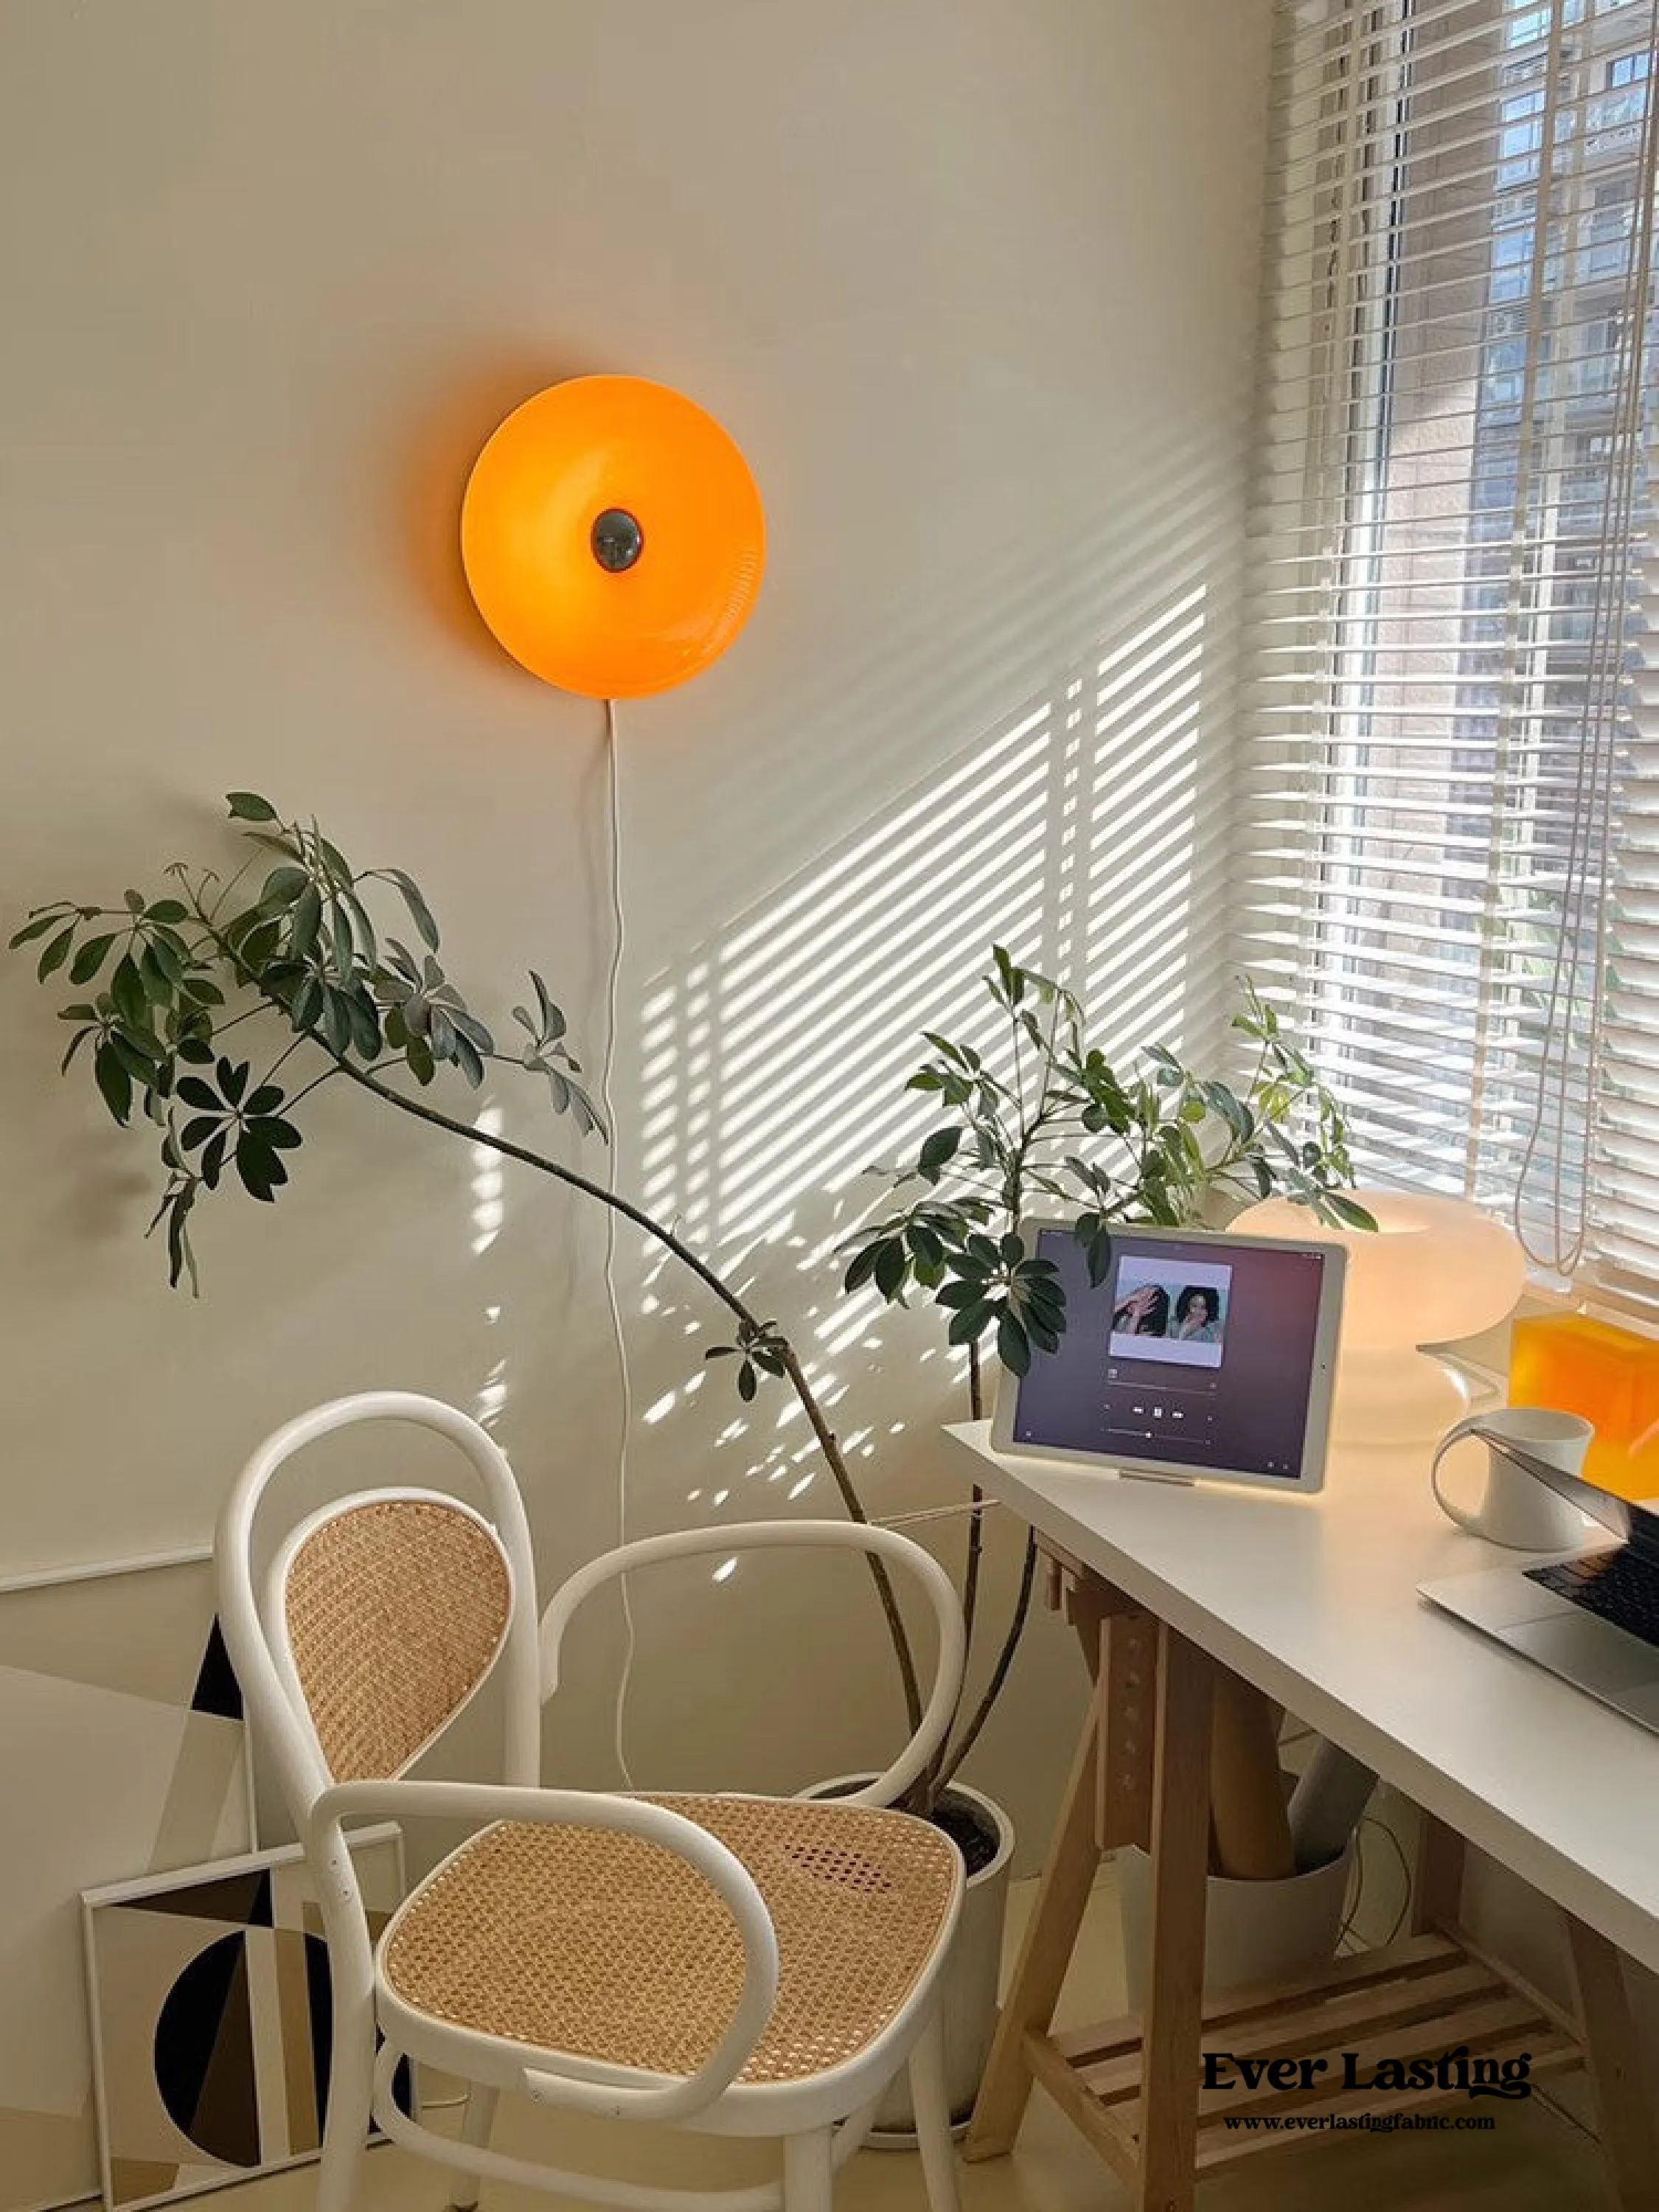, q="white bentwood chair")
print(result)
[215,1391,968,2212]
